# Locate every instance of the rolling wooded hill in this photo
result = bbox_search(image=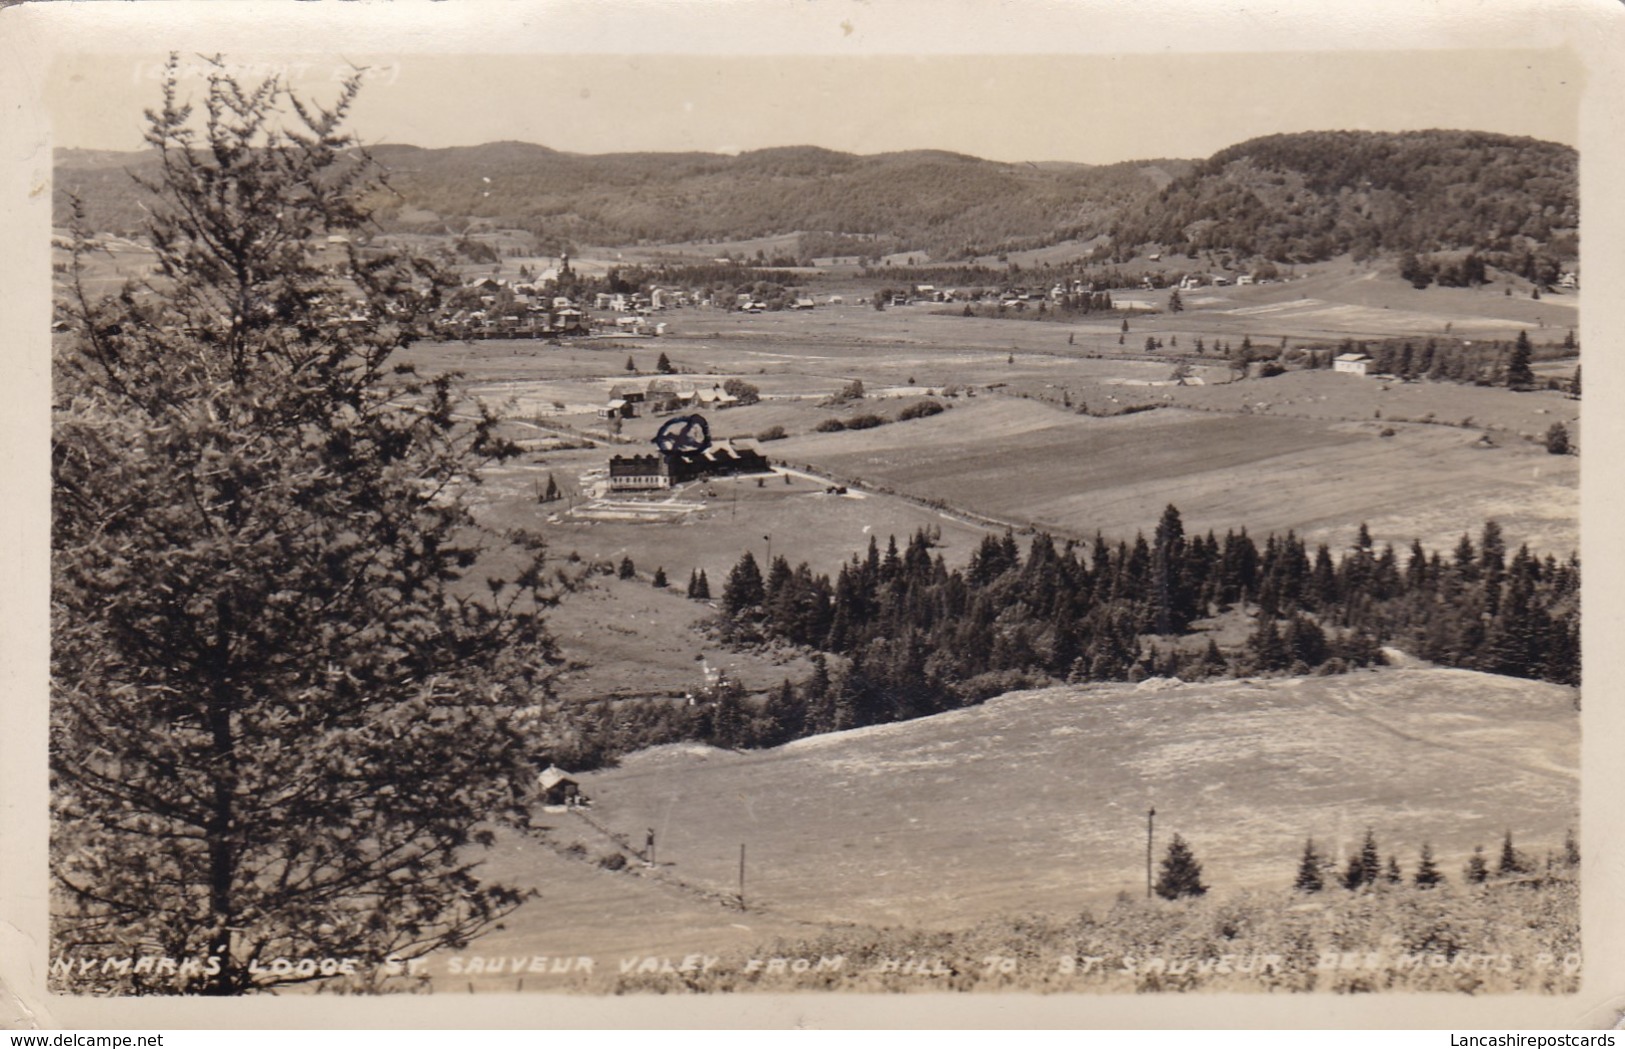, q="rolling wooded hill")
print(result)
[1107,130,1577,263]
[54,142,1181,259]
[55,129,1576,264]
